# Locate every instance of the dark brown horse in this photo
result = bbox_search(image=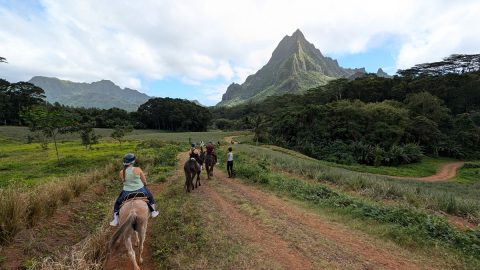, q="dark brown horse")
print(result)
[205,154,215,179]
[184,157,201,192]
